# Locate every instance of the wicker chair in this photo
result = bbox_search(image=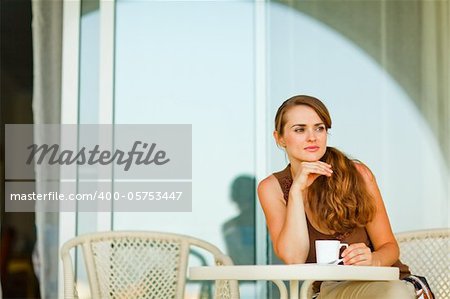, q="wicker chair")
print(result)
[60,231,240,299]
[299,228,450,299]
[396,228,449,299]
